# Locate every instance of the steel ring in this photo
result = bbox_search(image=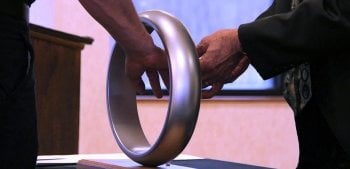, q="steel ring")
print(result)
[106,10,201,166]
